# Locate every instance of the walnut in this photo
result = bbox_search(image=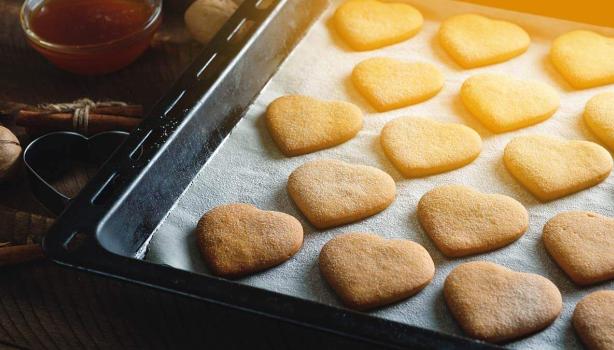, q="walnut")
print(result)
[0,126,21,183]
[184,0,238,44]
